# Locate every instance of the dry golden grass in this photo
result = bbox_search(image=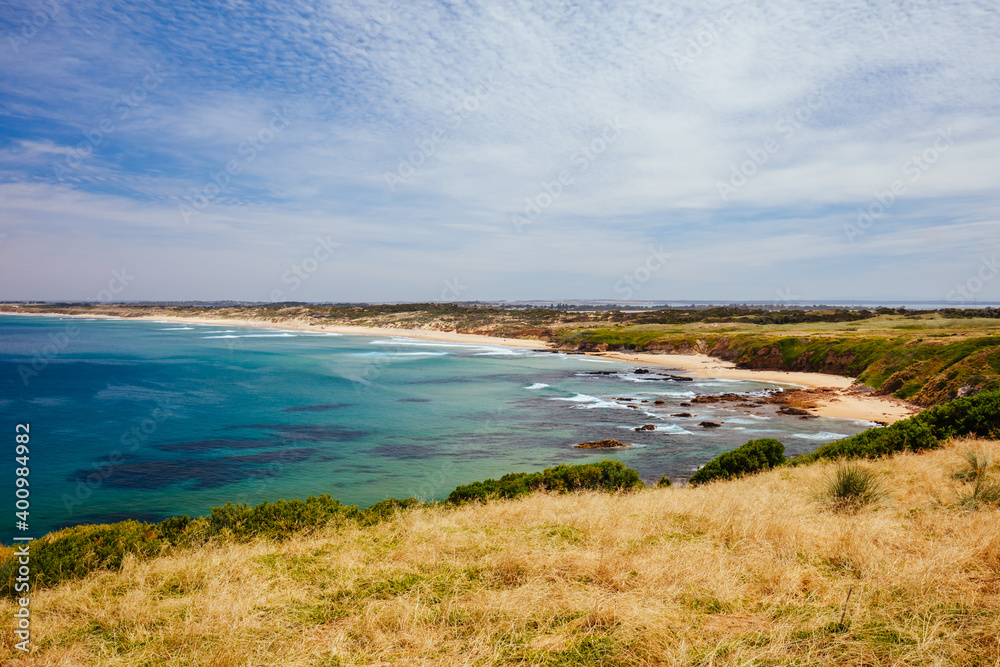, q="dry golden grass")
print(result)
[4,438,1000,666]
